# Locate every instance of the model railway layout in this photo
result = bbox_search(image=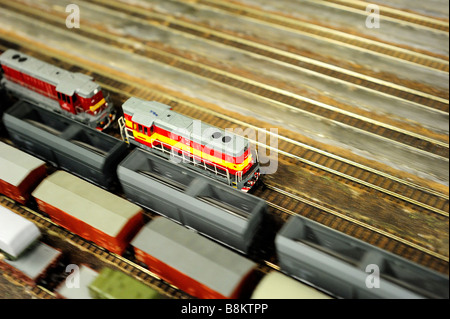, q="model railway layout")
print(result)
[0,0,448,300]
